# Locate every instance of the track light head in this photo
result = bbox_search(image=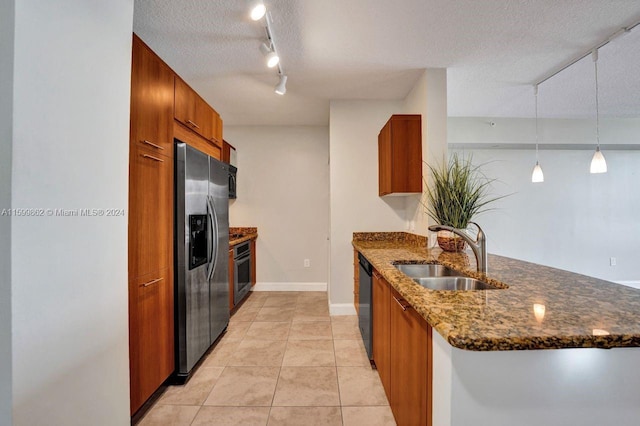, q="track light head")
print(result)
[275,75,287,95]
[249,0,266,21]
[259,42,279,68]
[266,51,279,68]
